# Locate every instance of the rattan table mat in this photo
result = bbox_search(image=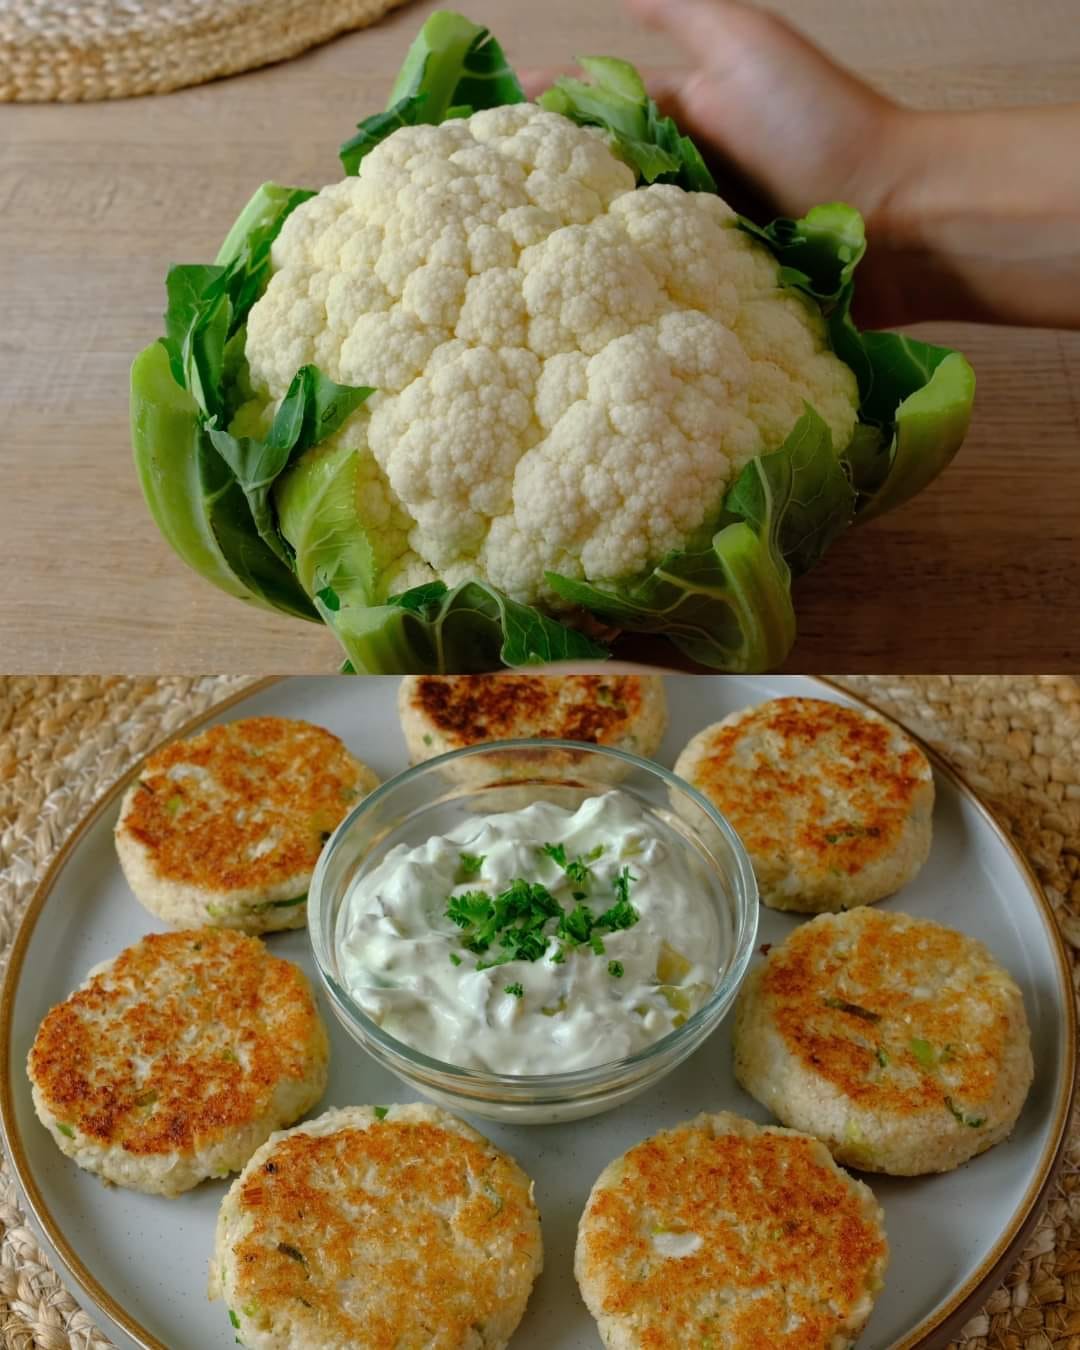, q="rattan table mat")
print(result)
[0,675,1076,1350]
[0,0,409,102]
